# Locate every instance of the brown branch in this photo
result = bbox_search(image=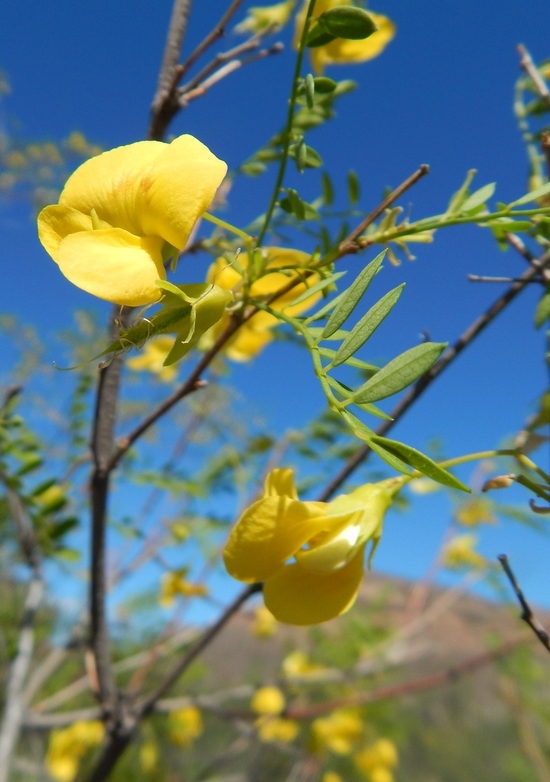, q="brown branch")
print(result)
[178,0,245,81]
[319,248,550,501]
[83,583,261,781]
[286,636,529,719]
[148,0,194,140]
[89,307,128,724]
[338,164,430,254]
[179,42,284,108]
[498,554,550,653]
[148,0,245,140]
